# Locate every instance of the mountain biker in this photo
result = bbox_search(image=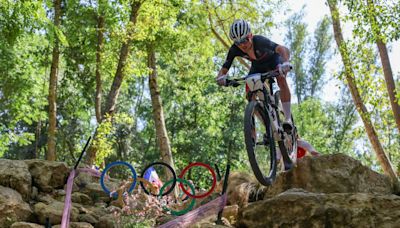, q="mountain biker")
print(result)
[216,19,294,132]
